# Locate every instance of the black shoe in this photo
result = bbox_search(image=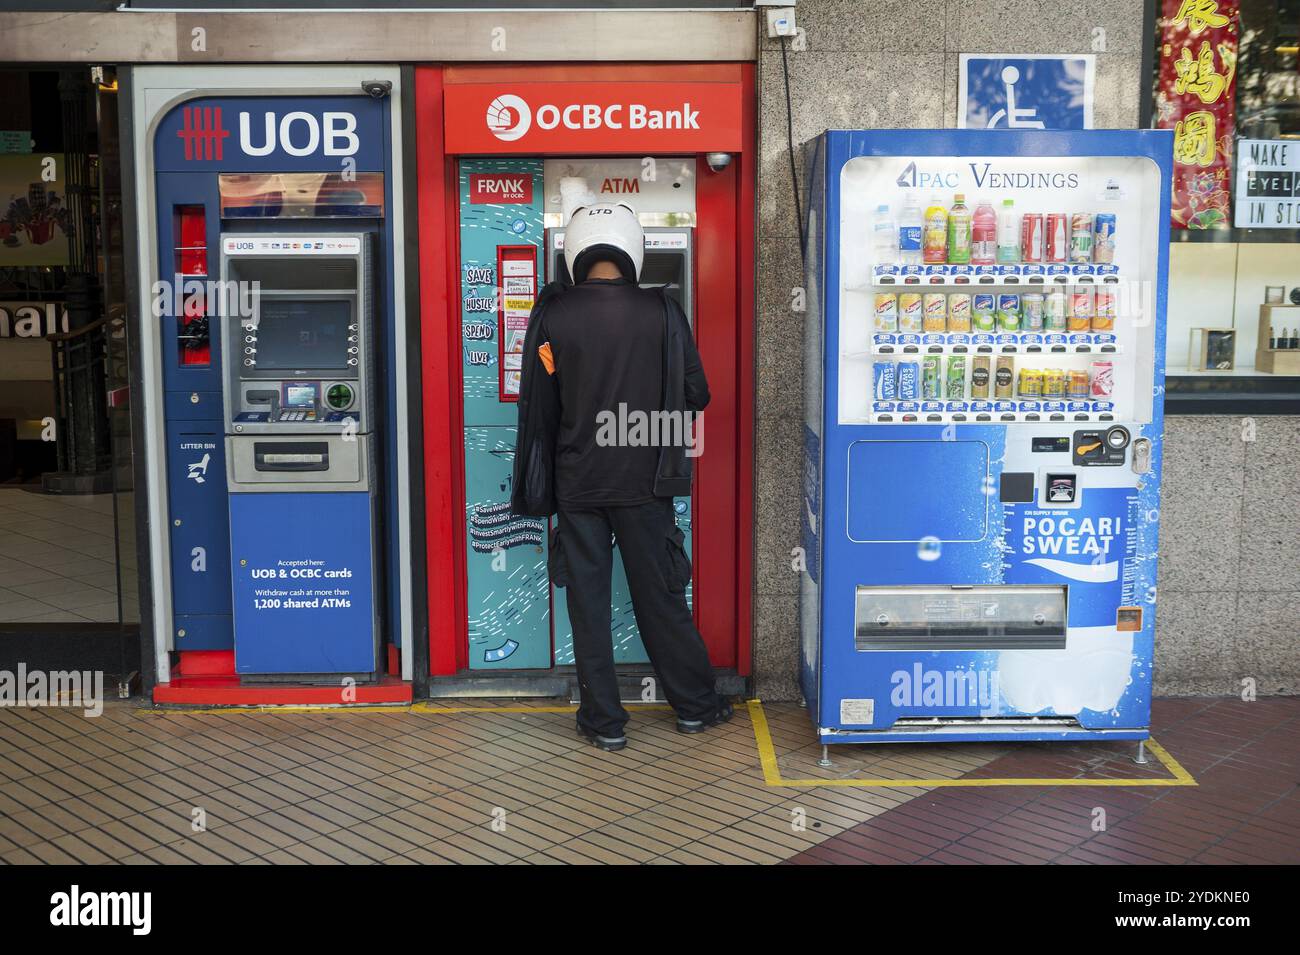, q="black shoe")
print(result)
[576,720,627,752]
[676,699,734,734]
